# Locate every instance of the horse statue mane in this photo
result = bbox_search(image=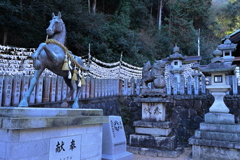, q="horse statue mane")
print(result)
[18,12,89,108]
